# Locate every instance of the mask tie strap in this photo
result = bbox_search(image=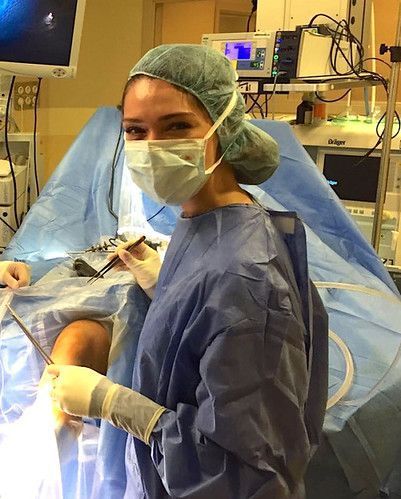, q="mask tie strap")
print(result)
[203,91,238,174]
[203,91,238,141]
